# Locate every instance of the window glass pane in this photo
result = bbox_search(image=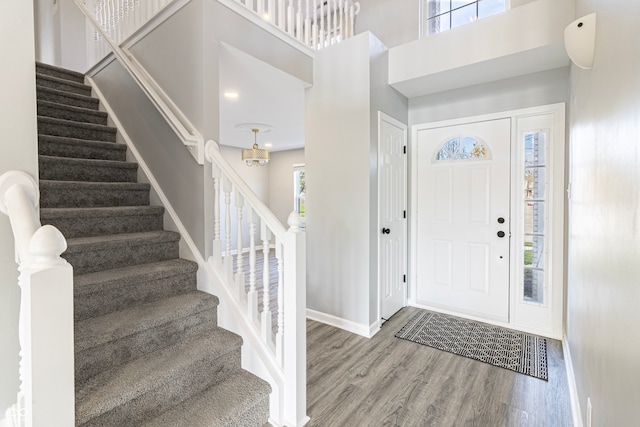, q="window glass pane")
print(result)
[478,0,505,18]
[435,137,490,161]
[524,201,545,235]
[524,167,546,200]
[451,2,477,28]
[427,14,451,35]
[524,268,544,304]
[294,169,306,218]
[428,0,452,14]
[524,132,546,167]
